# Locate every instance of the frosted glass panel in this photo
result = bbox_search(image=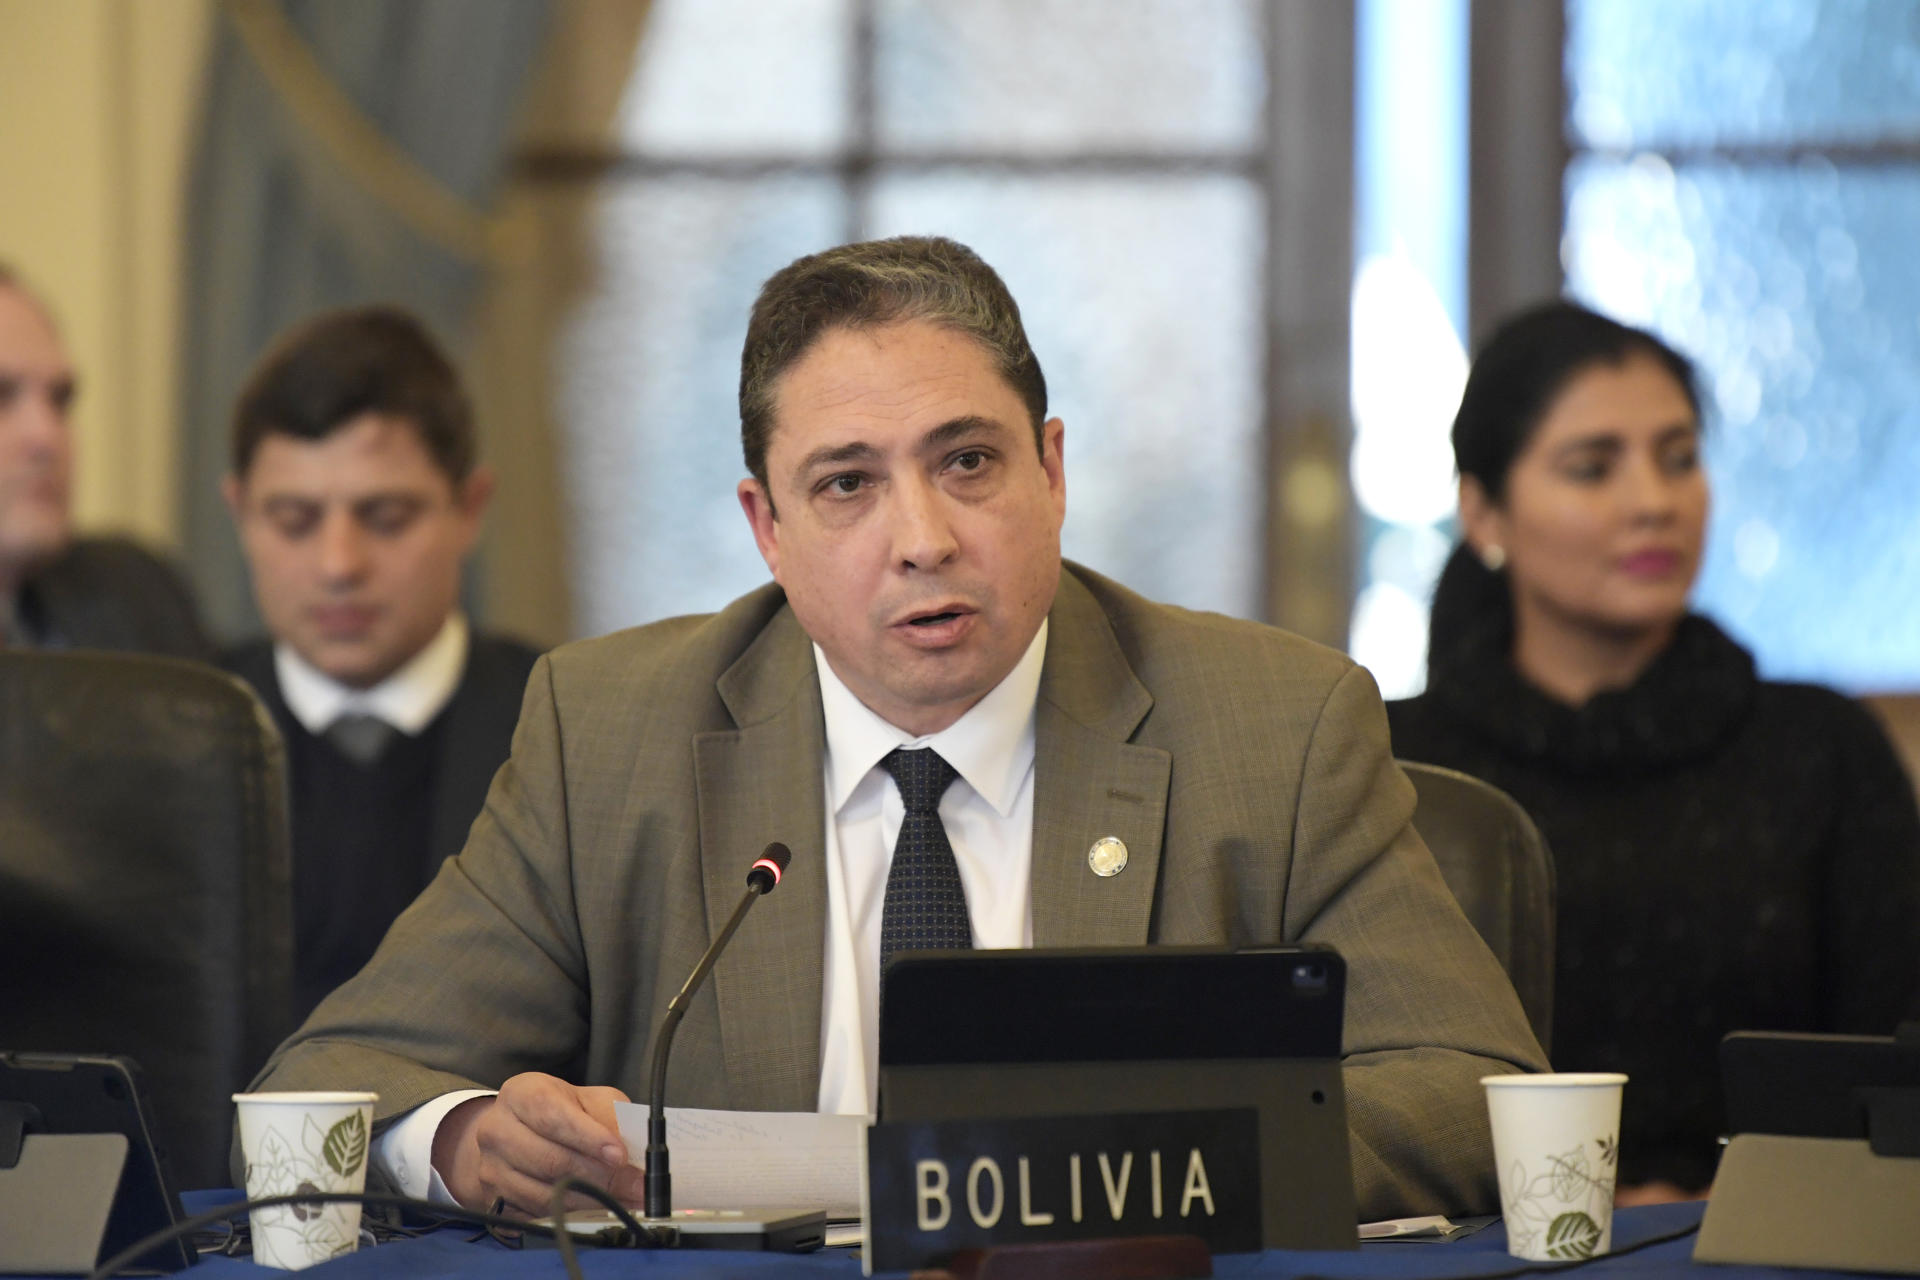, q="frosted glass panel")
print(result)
[1569,0,1920,147]
[618,0,850,155]
[873,0,1264,153]
[1565,157,1920,688]
[558,180,846,636]
[868,175,1264,618]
